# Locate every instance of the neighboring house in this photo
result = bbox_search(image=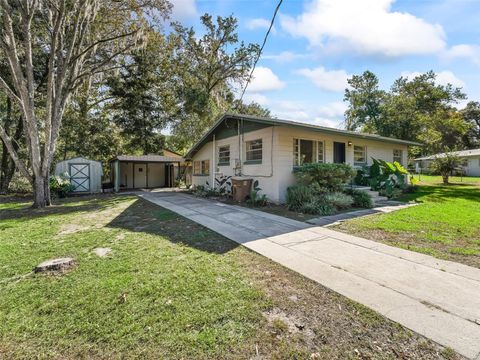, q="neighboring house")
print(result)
[414,149,480,176]
[186,113,420,203]
[109,151,185,191]
[54,156,103,194]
